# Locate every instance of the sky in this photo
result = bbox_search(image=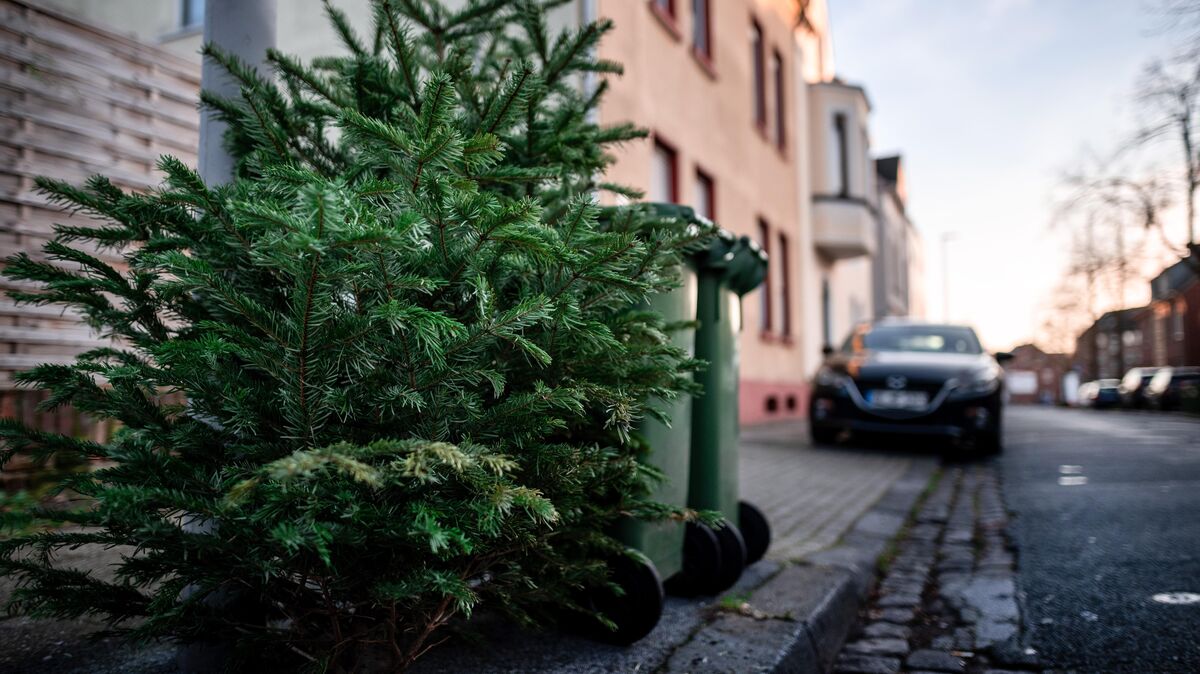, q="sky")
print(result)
[828,0,1186,351]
